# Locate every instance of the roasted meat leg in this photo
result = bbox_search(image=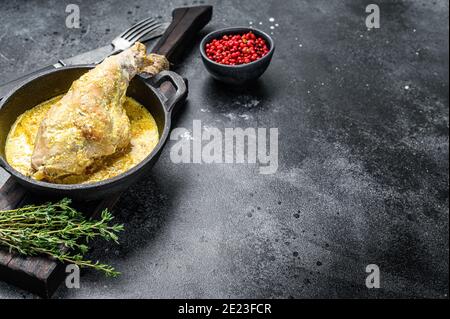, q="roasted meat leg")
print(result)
[31,42,167,182]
